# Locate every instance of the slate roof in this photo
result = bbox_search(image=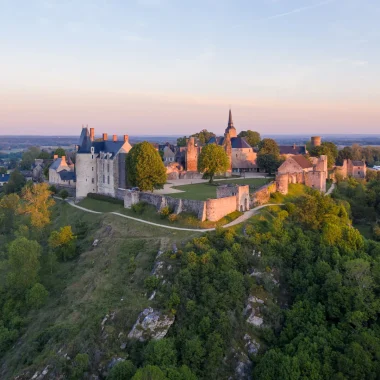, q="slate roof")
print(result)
[58,170,76,181]
[208,136,252,149]
[0,174,10,182]
[352,160,365,166]
[50,157,68,170]
[291,155,313,169]
[279,145,307,155]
